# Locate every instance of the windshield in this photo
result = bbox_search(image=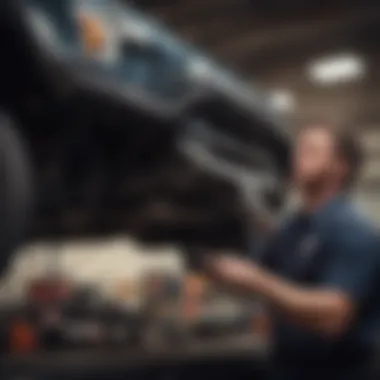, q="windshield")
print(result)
[24,0,119,59]
[24,0,190,98]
